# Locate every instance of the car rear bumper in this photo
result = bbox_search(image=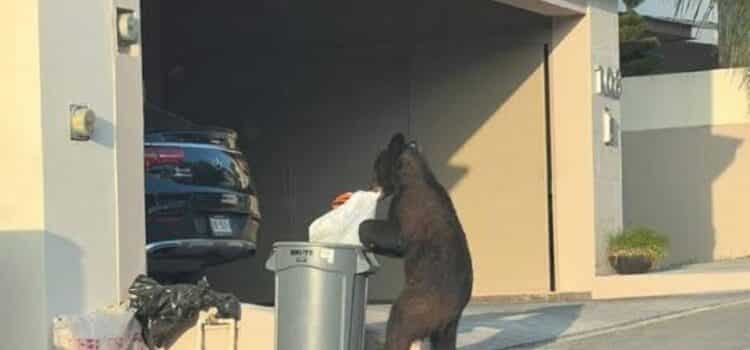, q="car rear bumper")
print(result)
[145,190,260,241]
[146,238,256,271]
